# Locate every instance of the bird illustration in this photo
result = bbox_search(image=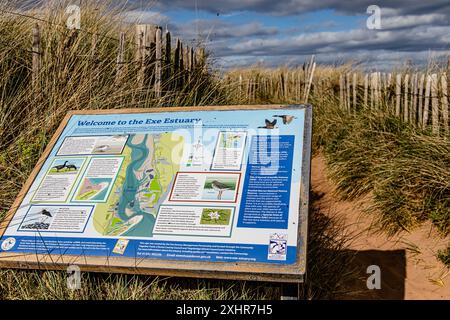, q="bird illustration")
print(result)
[273,115,297,125]
[94,145,109,153]
[211,180,231,200]
[40,209,52,218]
[65,163,77,171]
[53,161,68,172]
[258,119,277,129]
[35,209,53,226]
